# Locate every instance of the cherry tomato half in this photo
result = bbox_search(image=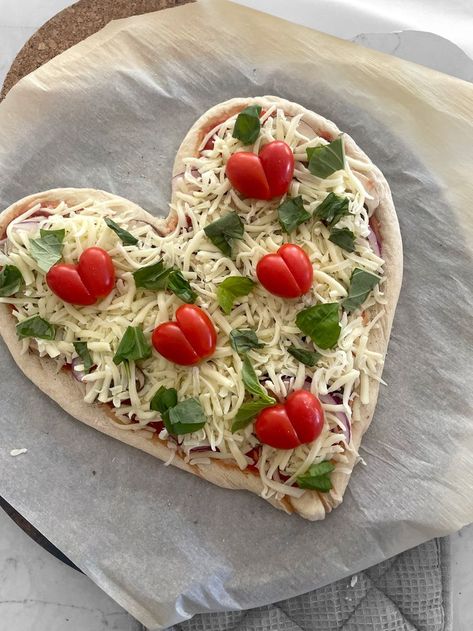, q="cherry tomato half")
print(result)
[226,140,294,200]
[255,390,324,450]
[46,264,96,306]
[256,243,313,298]
[152,304,217,366]
[78,247,115,298]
